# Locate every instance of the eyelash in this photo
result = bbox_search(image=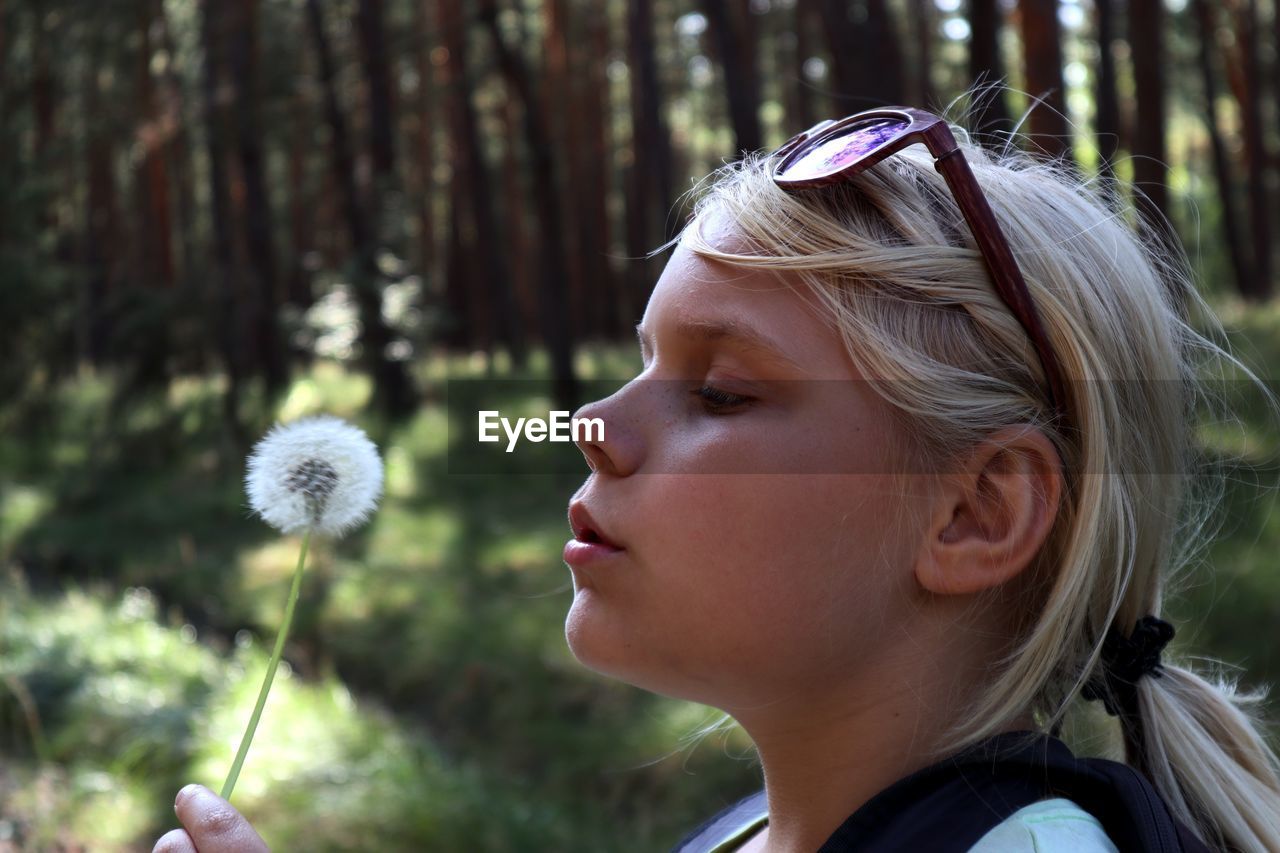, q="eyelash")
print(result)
[693,385,752,412]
